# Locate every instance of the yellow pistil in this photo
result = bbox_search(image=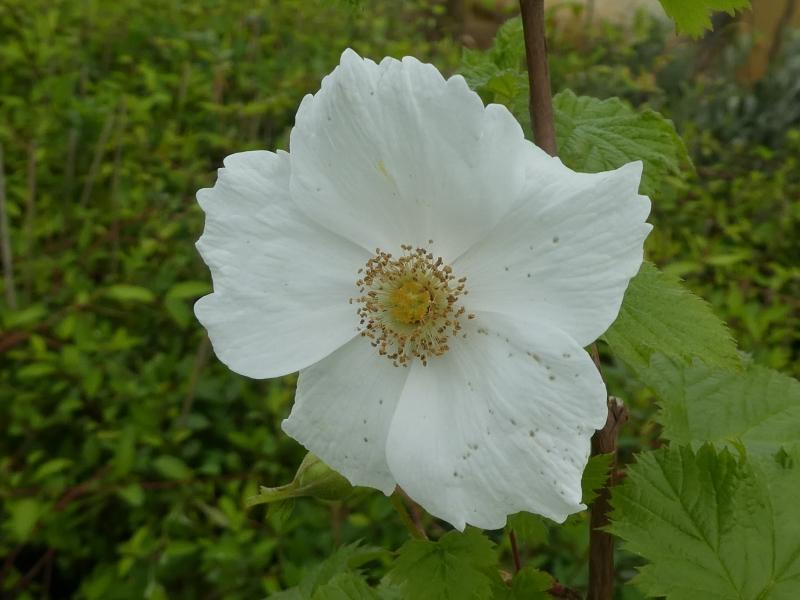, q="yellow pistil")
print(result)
[387,279,431,325]
[353,244,473,367]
